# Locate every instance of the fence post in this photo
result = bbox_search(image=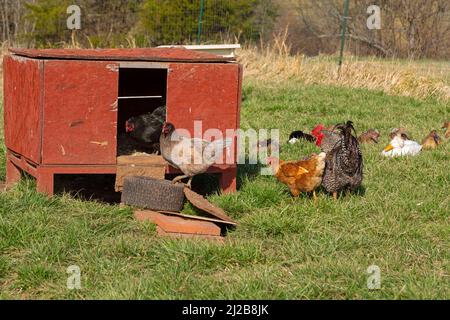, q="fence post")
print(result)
[337,0,350,78]
[197,0,205,44]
